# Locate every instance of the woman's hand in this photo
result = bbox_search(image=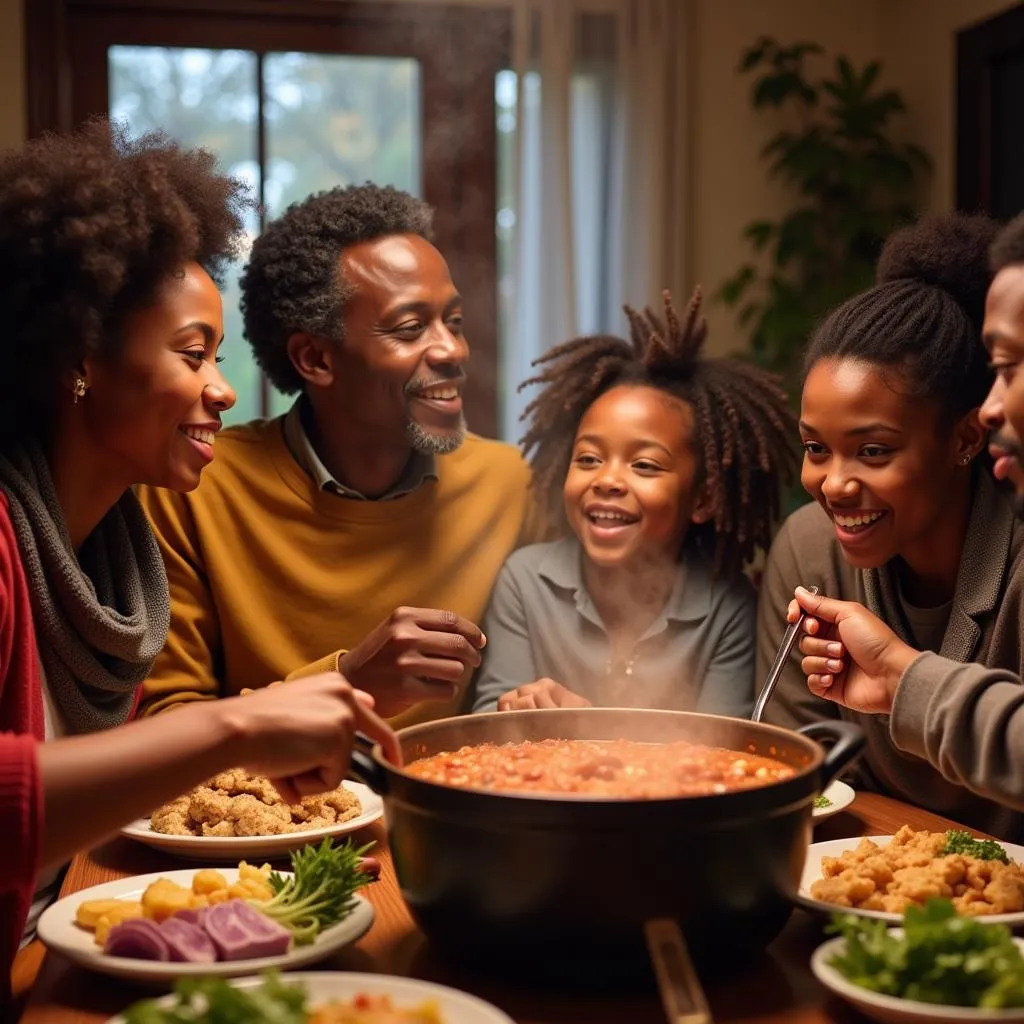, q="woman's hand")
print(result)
[496,679,592,711]
[215,672,401,804]
[36,672,402,871]
[787,587,919,714]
